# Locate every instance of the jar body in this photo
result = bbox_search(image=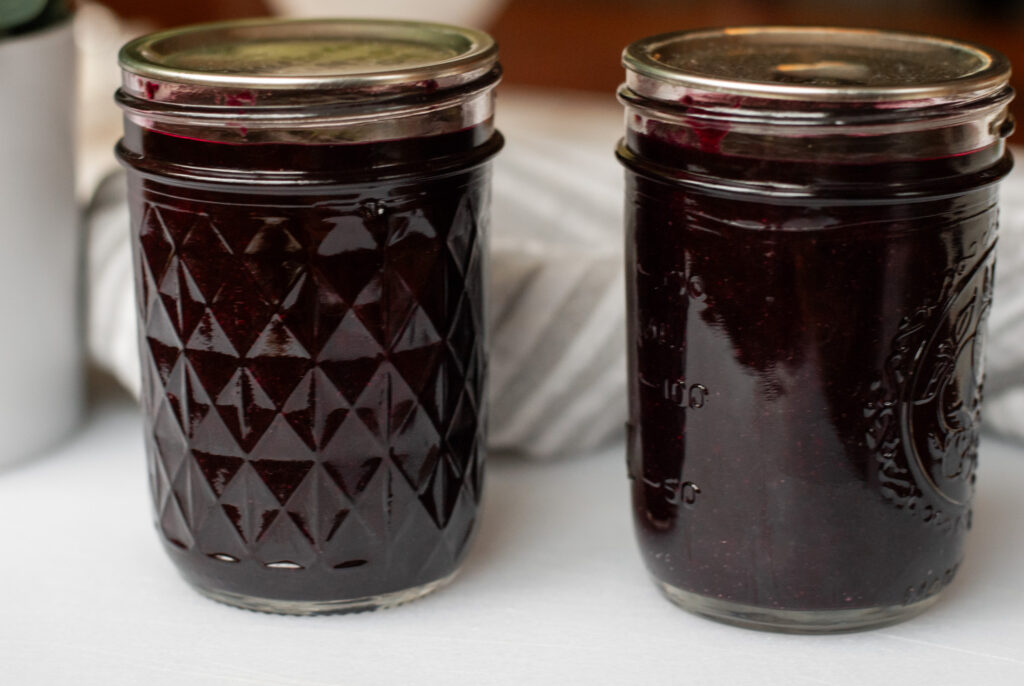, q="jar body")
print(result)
[120,125,497,613]
[621,126,1010,631]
